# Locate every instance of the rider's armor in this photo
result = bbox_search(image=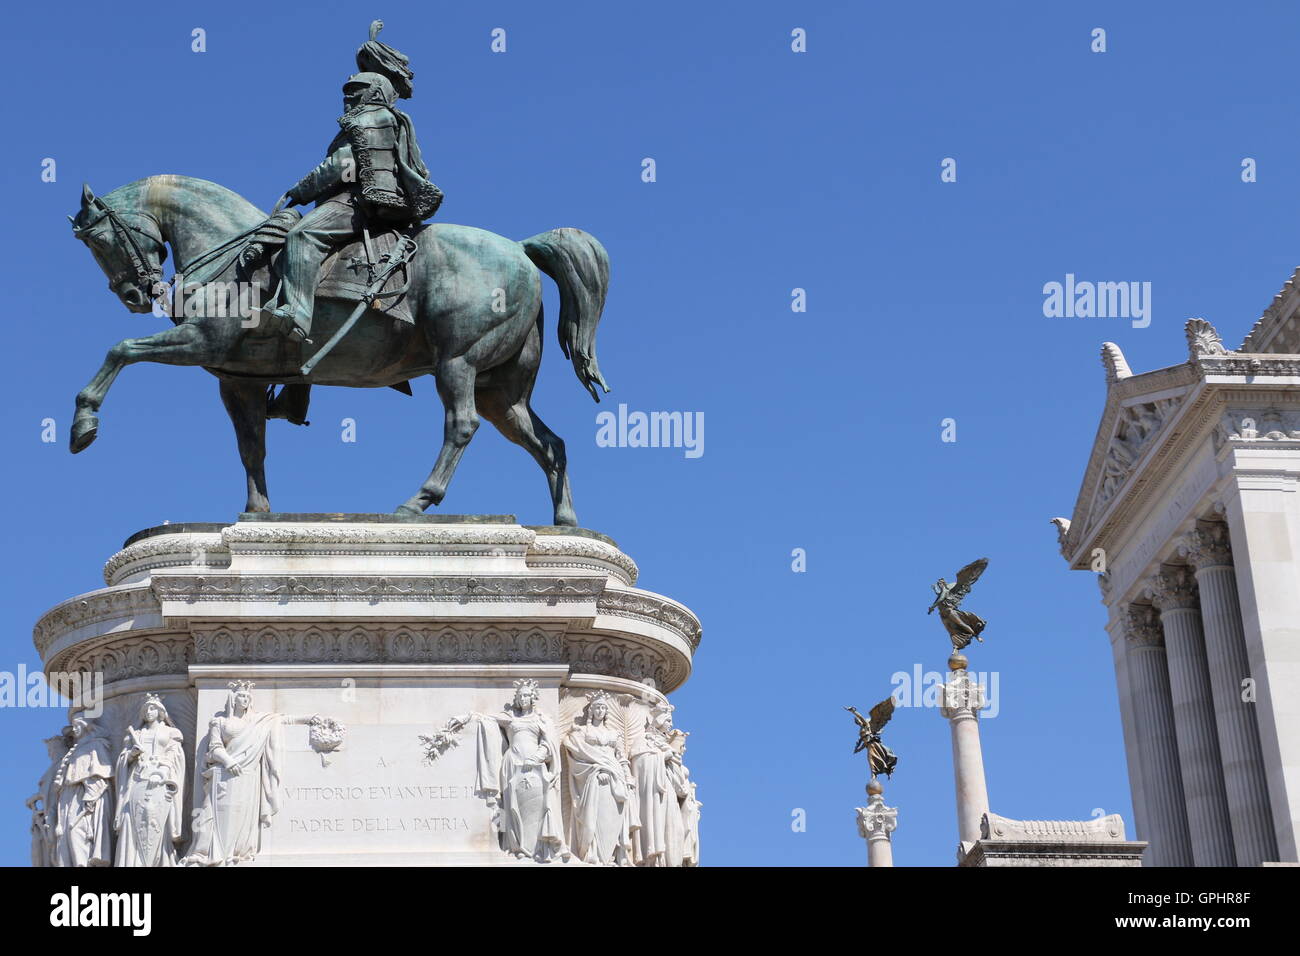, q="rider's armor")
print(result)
[269,71,441,343]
